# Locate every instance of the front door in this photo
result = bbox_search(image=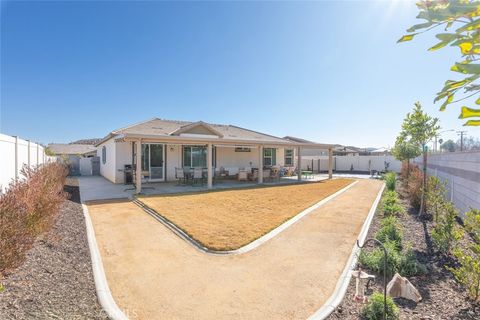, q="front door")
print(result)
[141,143,165,181]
